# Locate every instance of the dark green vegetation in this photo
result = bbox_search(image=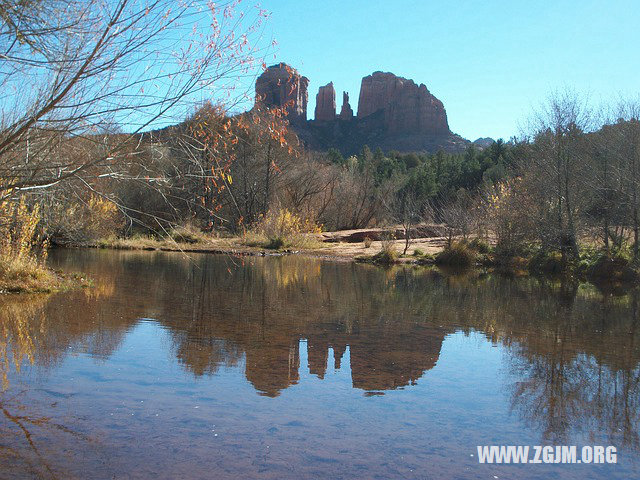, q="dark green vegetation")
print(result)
[326,139,514,209]
[435,242,476,268]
